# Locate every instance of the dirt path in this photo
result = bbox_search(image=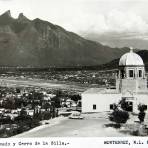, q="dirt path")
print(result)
[13,113,128,137]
